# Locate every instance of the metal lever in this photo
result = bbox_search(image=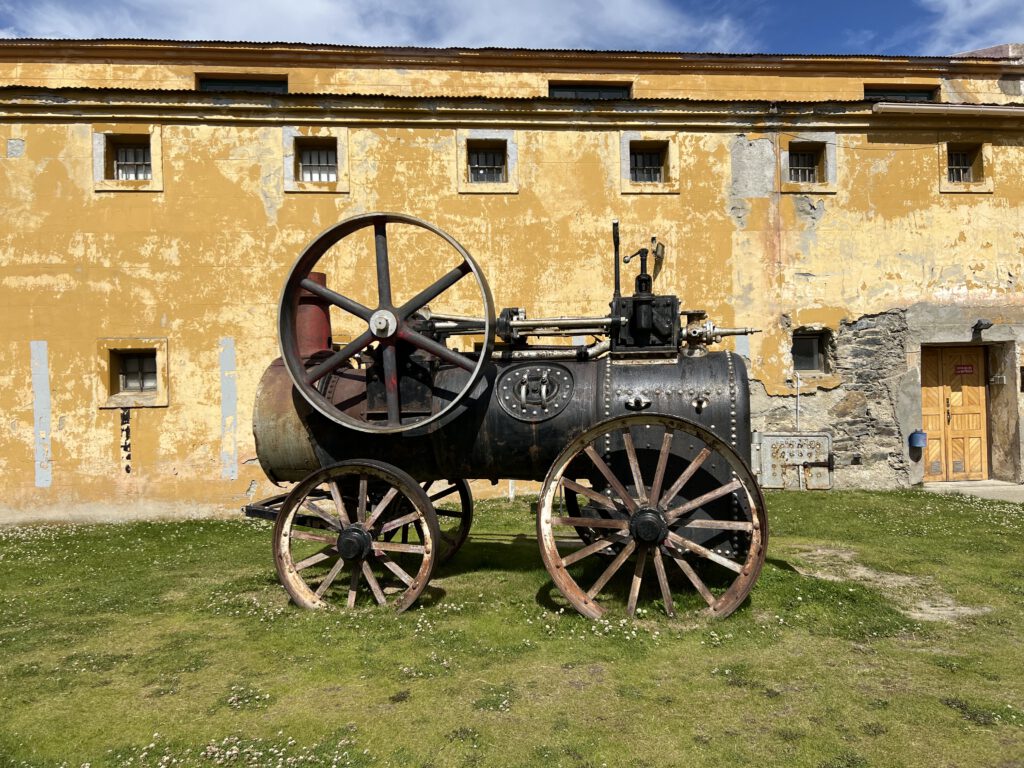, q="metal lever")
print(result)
[946,397,951,424]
